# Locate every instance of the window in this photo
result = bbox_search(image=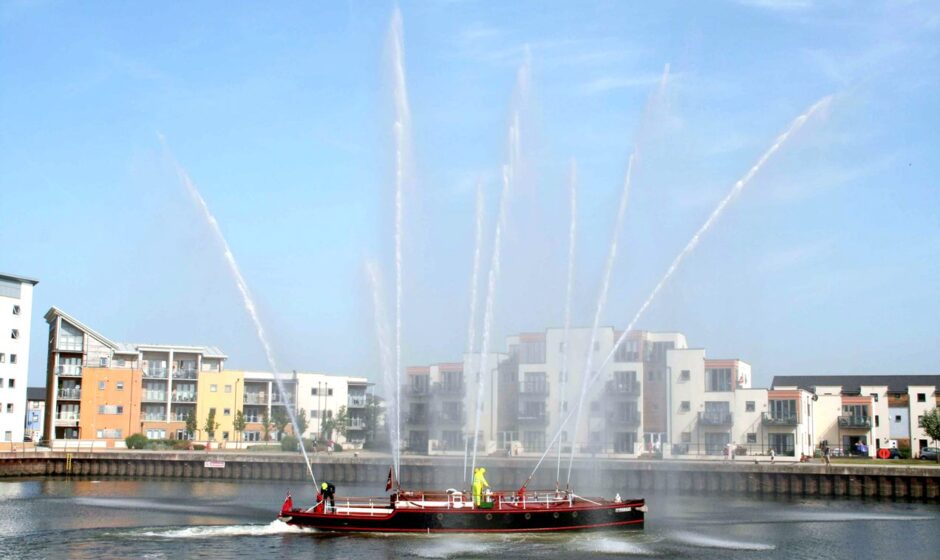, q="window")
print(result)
[98,381,106,390]
[9,354,15,364]
[875,415,880,427]
[680,401,690,412]
[310,410,319,418]
[0,354,4,363]
[311,388,318,395]
[222,431,229,440]
[6,404,13,413]
[746,401,755,412]
[223,408,231,416]
[98,405,124,414]
[680,370,690,381]
[0,379,4,388]
[225,384,232,393]
[96,429,122,439]
[771,399,797,420]
[116,359,125,367]
[328,388,334,396]
[12,305,21,315]
[7,379,13,389]
[746,433,757,444]
[210,384,217,392]
[99,357,108,367]
[4,431,11,441]
[895,415,902,423]
[680,432,691,443]
[11,329,19,339]
[116,382,124,391]
[917,393,926,403]
[870,393,879,402]
[705,368,732,392]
